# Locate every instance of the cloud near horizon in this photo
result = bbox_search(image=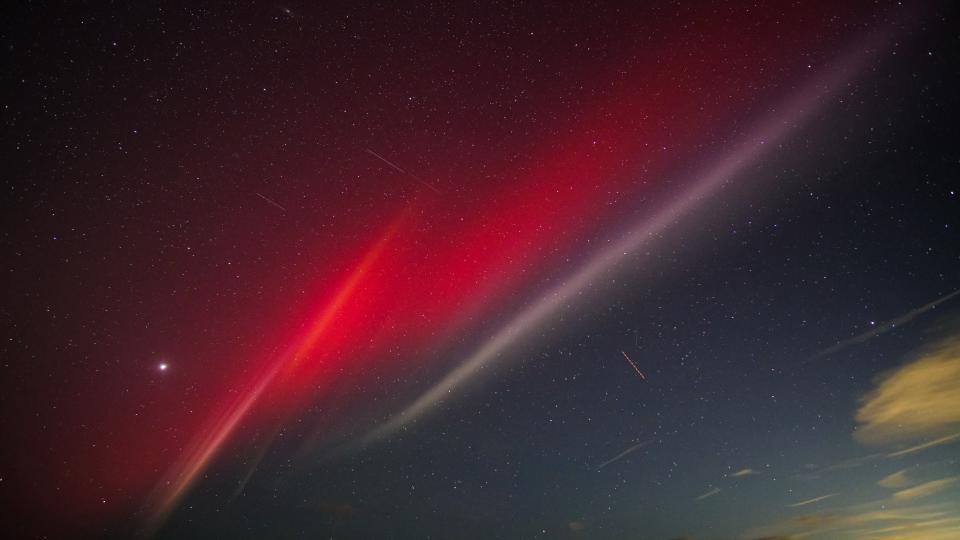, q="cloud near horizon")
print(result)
[878,469,912,489]
[855,336,960,446]
[891,477,960,502]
